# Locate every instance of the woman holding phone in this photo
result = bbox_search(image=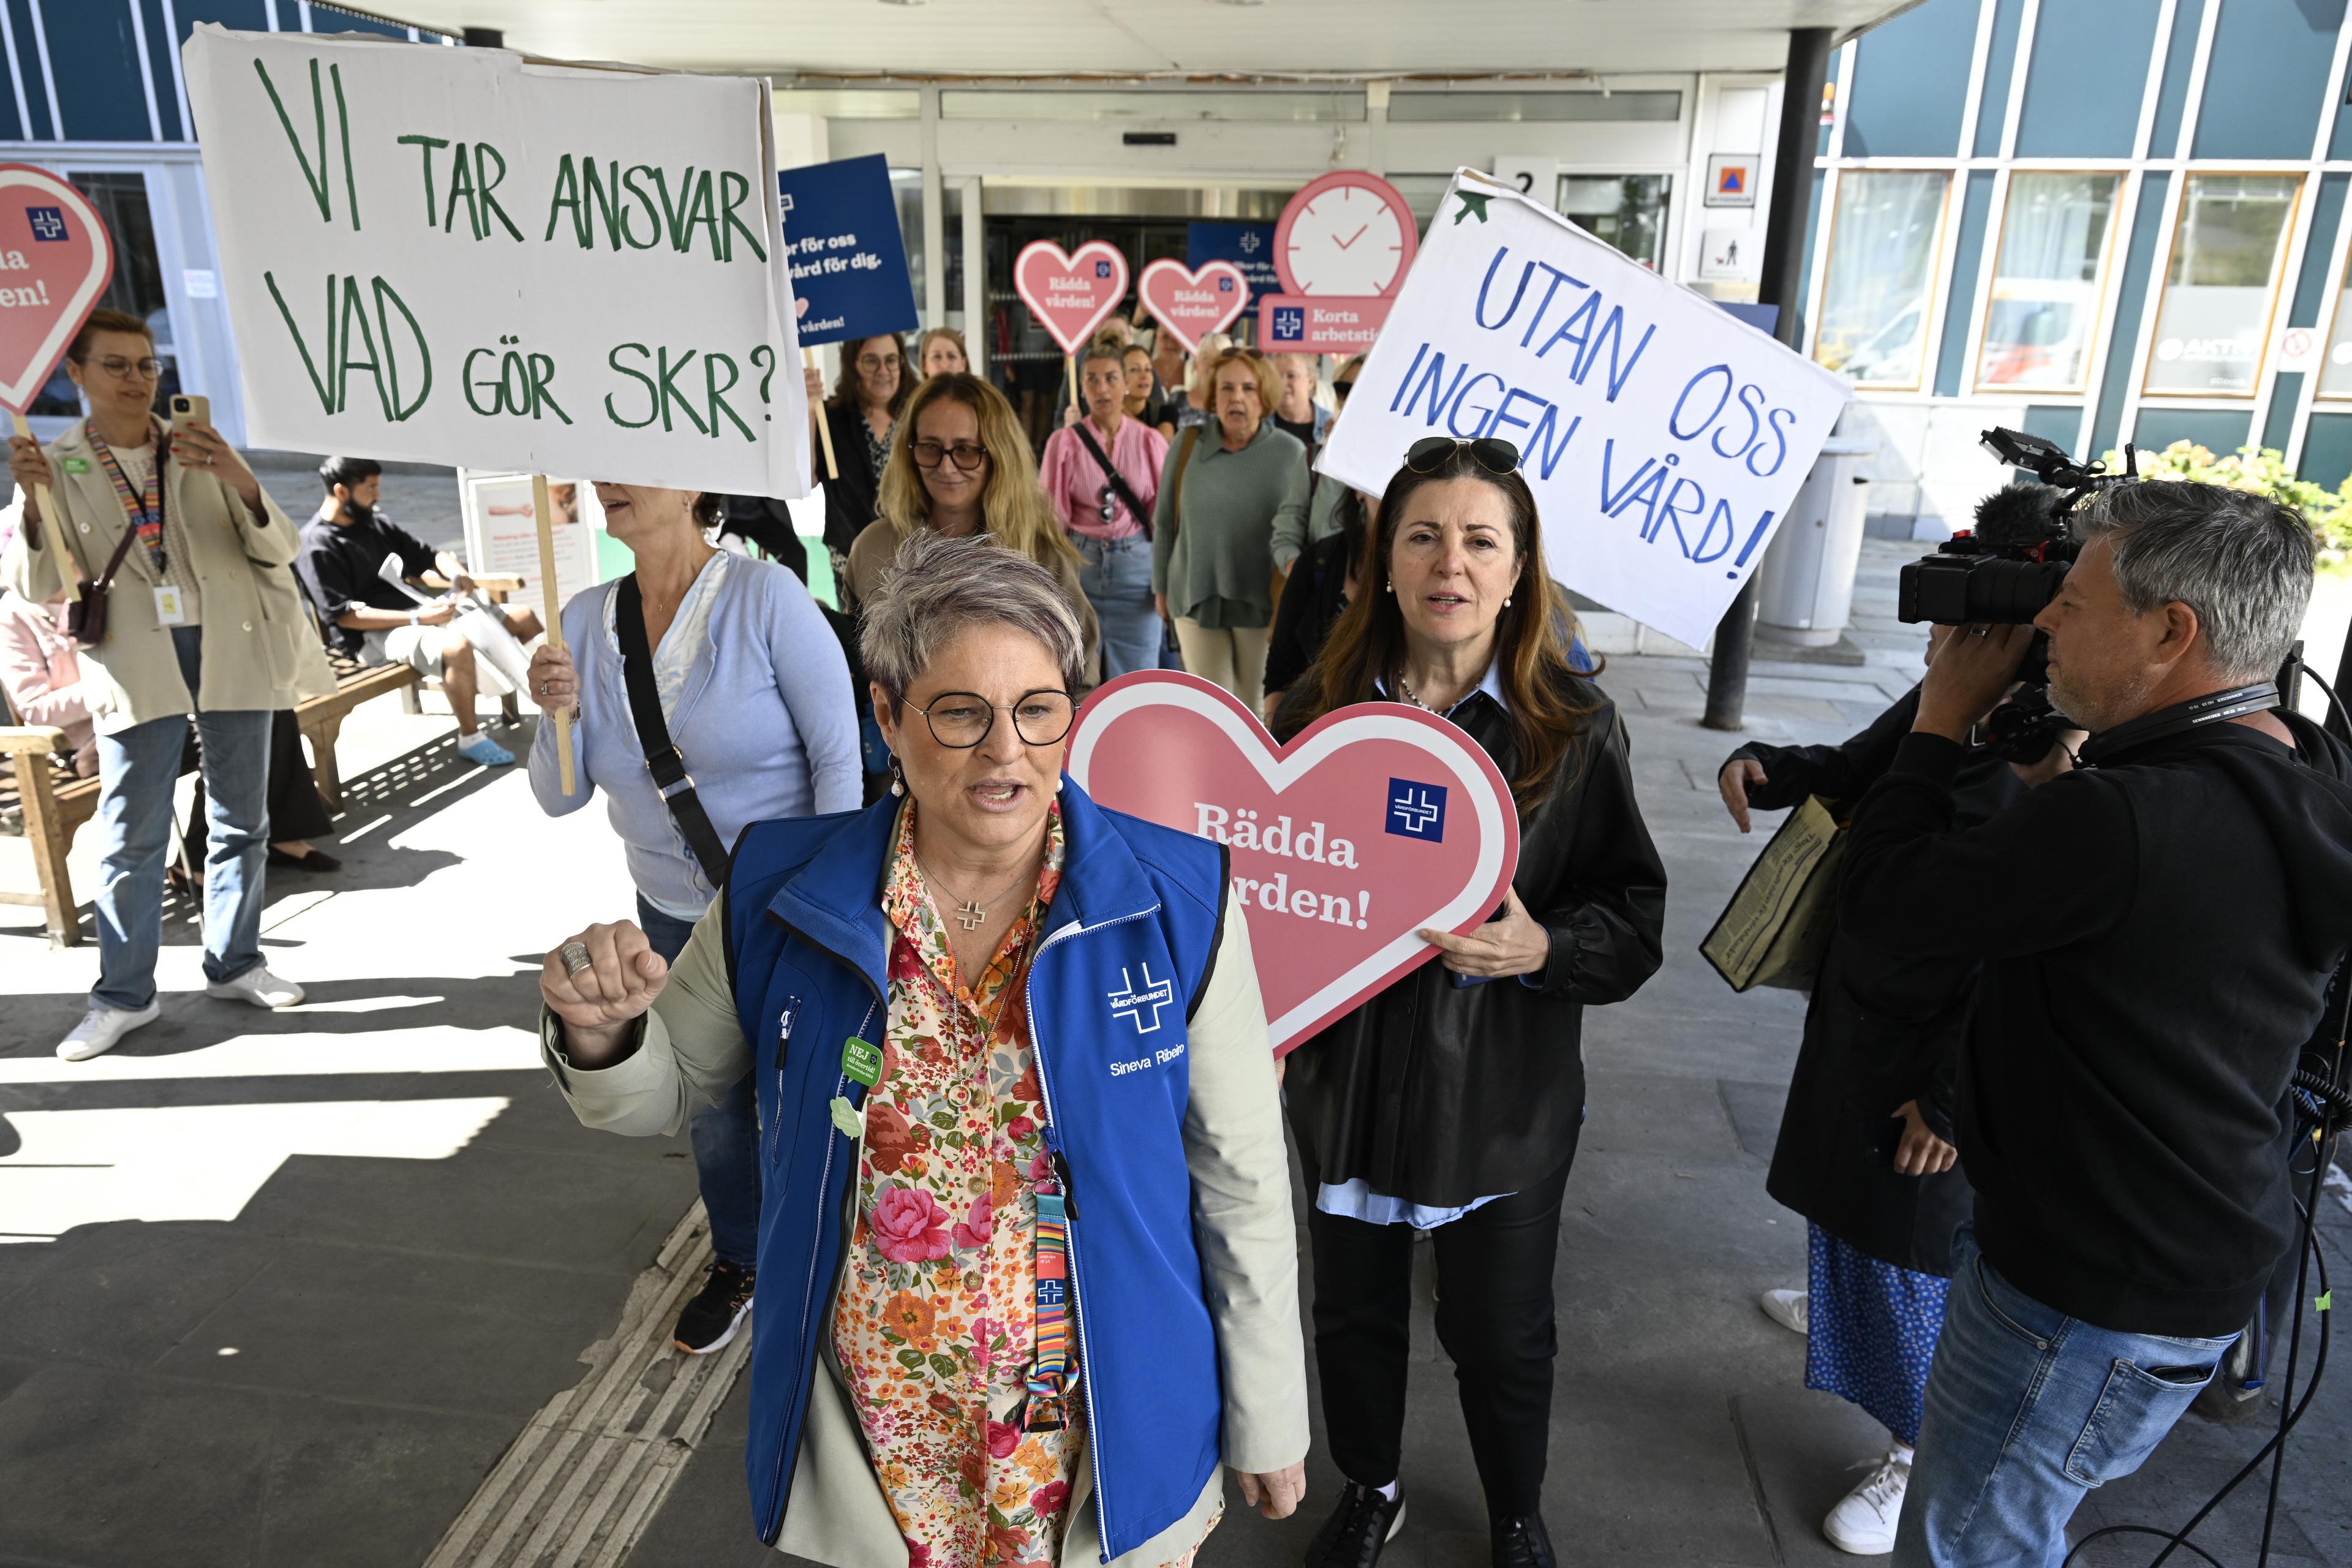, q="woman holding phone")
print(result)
[2,307,332,1061]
